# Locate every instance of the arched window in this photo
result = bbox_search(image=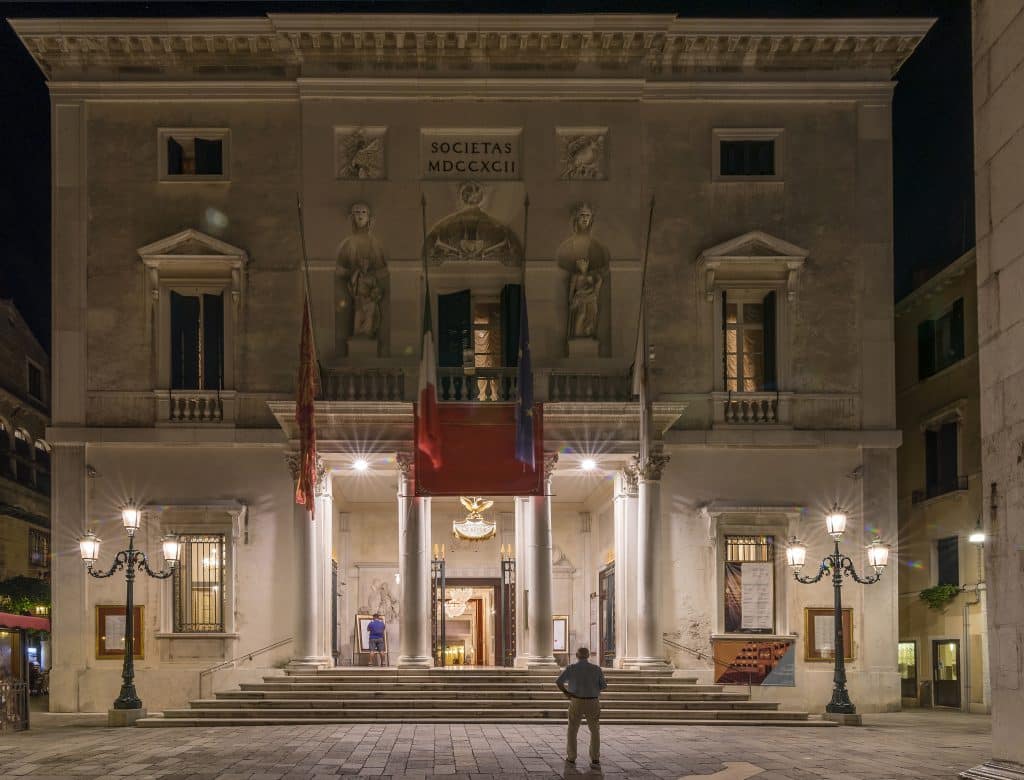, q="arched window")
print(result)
[14,429,33,486]
[34,440,51,494]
